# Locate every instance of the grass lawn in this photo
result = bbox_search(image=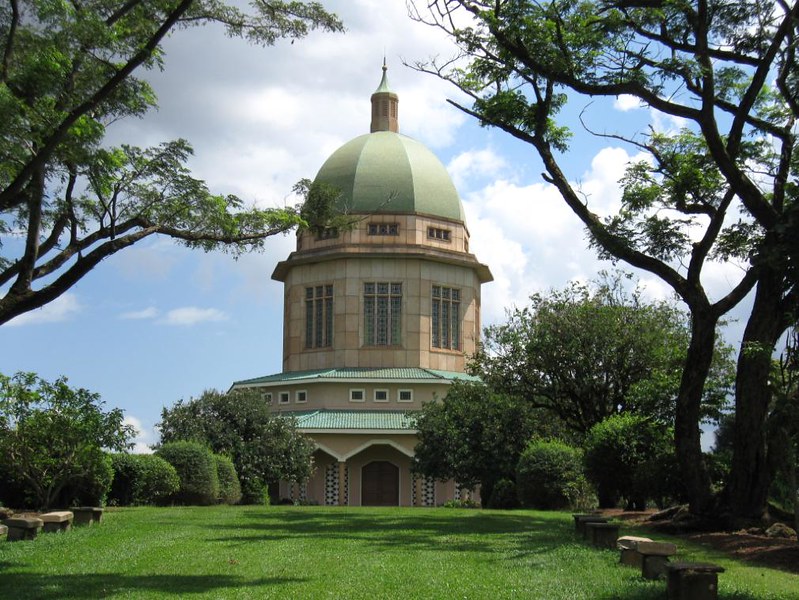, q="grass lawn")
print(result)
[1,506,796,599]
